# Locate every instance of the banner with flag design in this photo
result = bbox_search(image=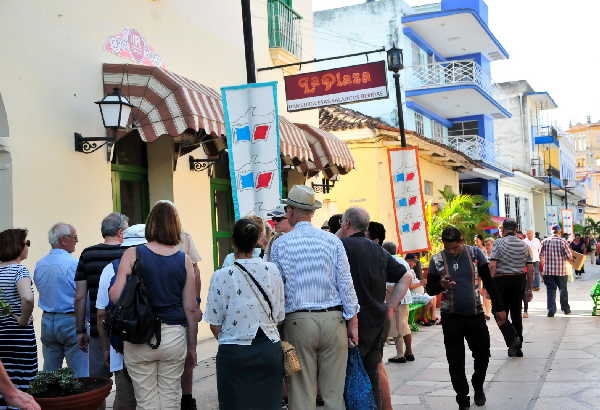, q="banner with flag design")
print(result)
[387,147,430,254]
[222,82,281,220]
